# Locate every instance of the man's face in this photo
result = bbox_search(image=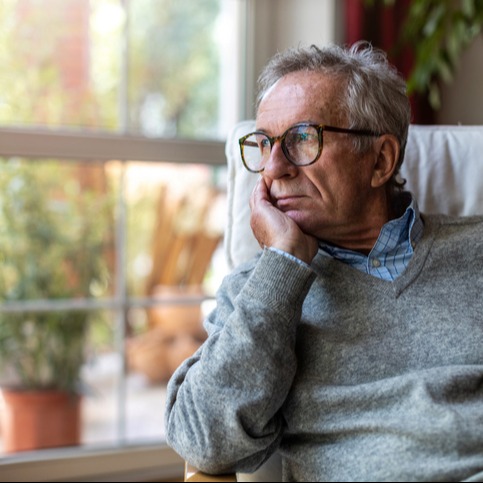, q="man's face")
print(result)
[256,71,380,245]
